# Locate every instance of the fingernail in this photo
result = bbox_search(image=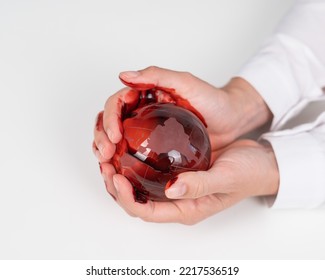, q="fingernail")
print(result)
[103,180,117,201]
[101,171,106,182]
[165,183,187,198]
[95,150,102,160]
[98,143,105,157]
[106,128,114,142]
[113,176,119,192]
[120,71,140,79]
